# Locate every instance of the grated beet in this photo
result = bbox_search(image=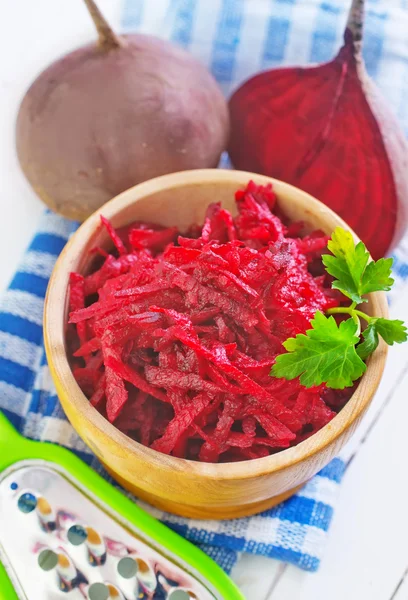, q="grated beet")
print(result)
[68,181,352,462]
